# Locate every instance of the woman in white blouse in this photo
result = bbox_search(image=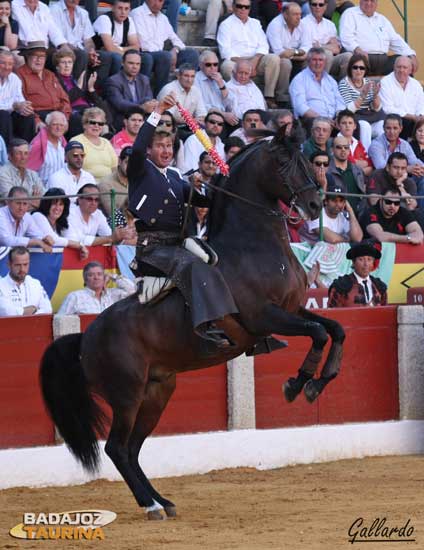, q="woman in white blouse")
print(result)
[31,188,88,259]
